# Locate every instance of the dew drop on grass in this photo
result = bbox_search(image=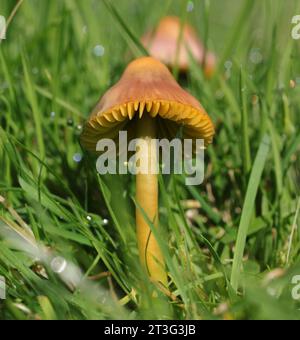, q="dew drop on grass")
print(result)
[67,118,74,126]
[87,215,92,222]
[186,1,194,12]
[103,218,109,225]
[224,60,232,69]
[73,153,83,163]
[50,111,56,119]
[93,45,105,57]
[249,48,263,64]
[75,125,83,136]
[51,256,67,274]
